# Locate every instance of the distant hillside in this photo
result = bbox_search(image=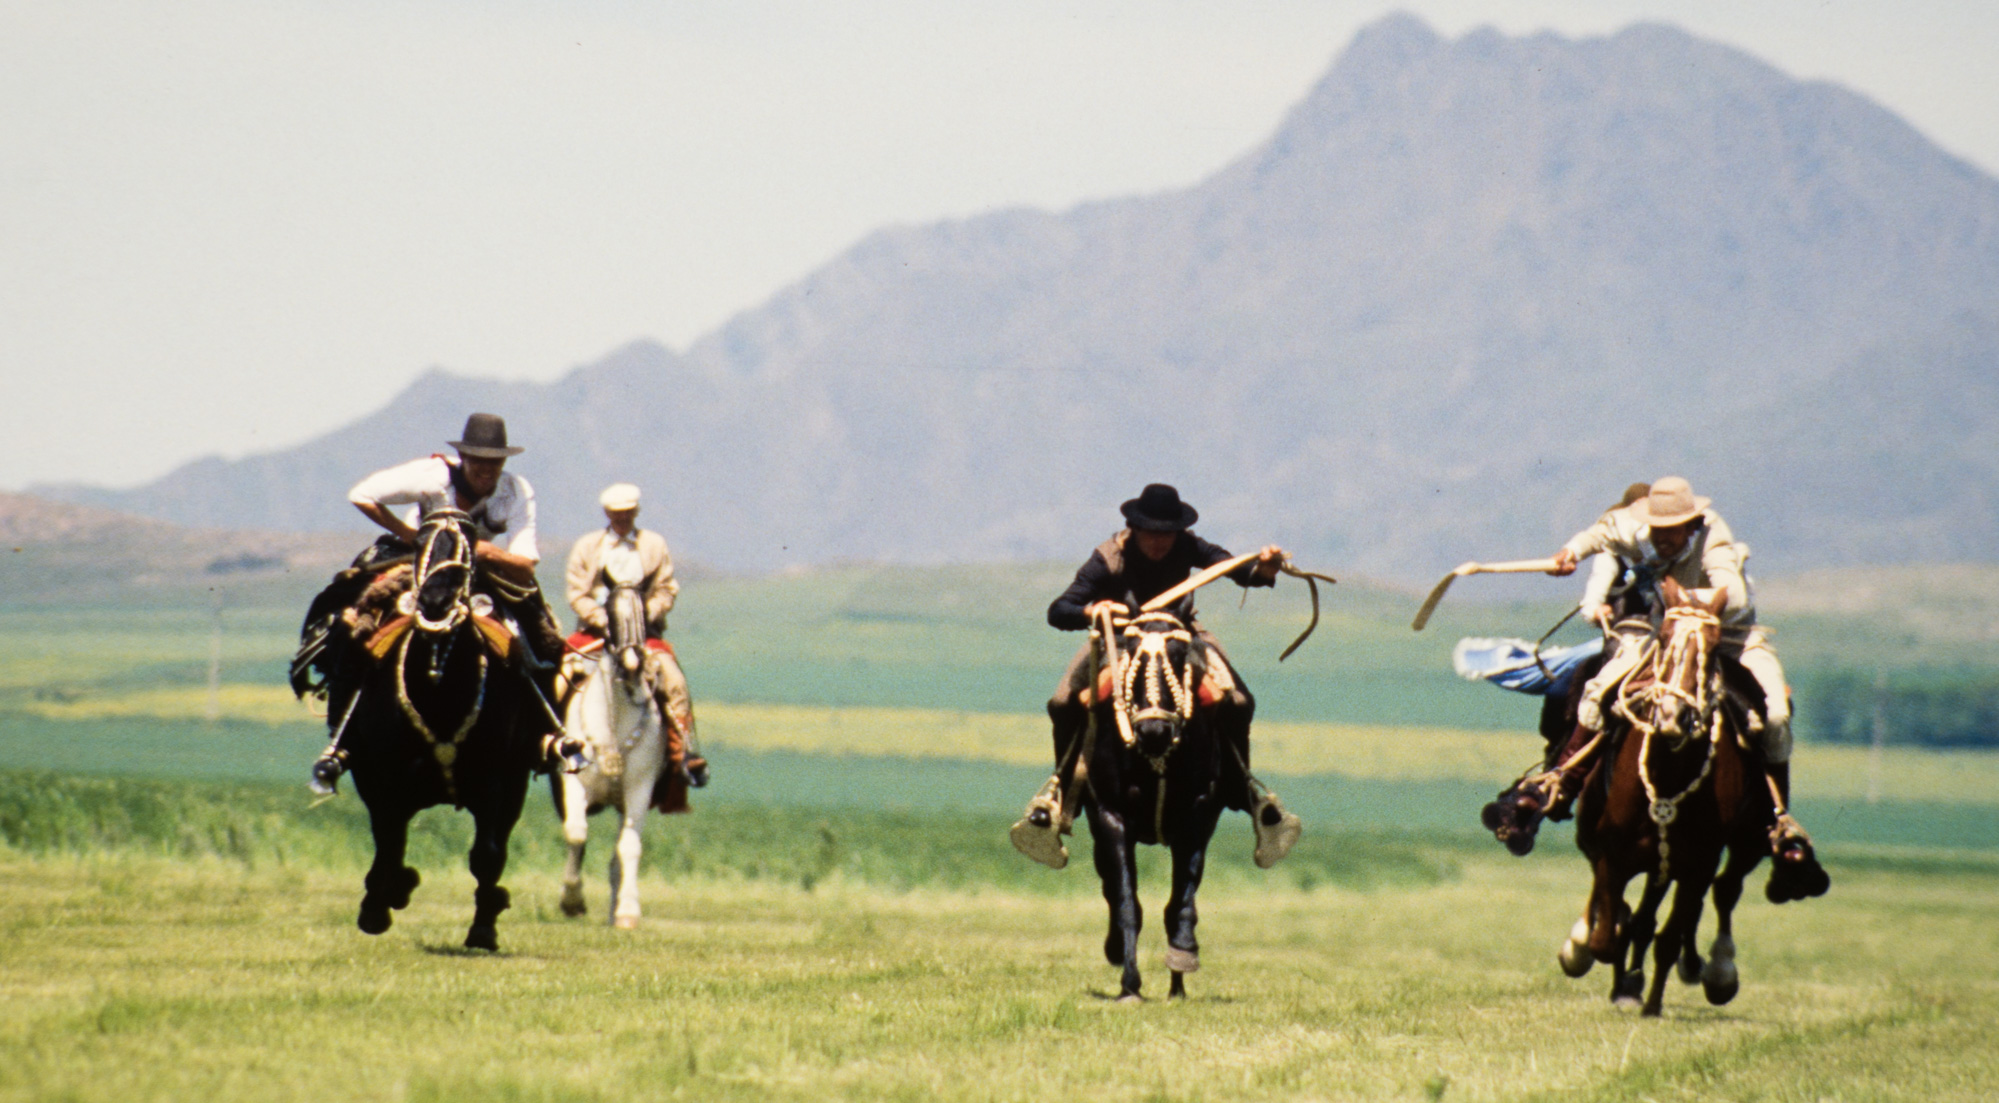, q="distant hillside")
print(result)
[0,492,353,607]
[39,14,1999,581]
